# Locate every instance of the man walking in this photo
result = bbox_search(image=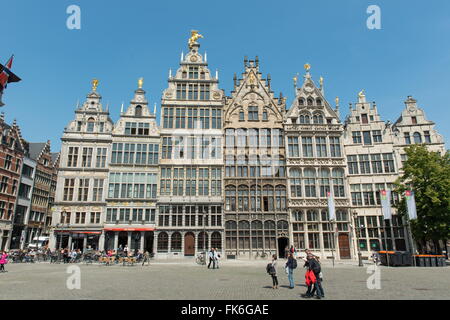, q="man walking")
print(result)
[207,248,216,269]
